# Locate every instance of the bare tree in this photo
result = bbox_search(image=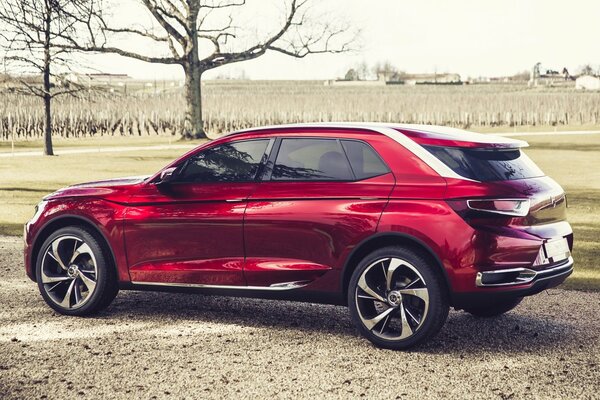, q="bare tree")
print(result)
[373,61,398,82]
[578,64,596,77]
[0,0,100,155]
[73,0,356,139]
